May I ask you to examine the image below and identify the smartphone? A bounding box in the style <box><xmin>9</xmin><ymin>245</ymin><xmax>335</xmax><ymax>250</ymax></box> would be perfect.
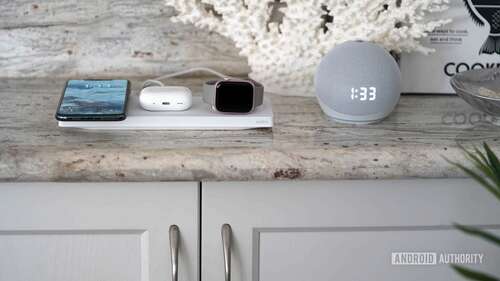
<box><xmin>55</xmin><ymin>79</ymin><xmax>130</xmax><ymax>121</ymax></box>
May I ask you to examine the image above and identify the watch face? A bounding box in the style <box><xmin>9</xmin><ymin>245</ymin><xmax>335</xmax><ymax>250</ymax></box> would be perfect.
<box><xmin>215</xmin><ymin>81</ymin><xmax>254</xmax><ymax>113</ymax></box>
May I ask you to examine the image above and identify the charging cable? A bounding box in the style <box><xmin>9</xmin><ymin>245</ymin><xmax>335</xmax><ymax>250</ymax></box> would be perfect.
<box><xmin>141</xmin><ymin>67</ymin><xmax>232</xmax><ymax>90</ymax></box>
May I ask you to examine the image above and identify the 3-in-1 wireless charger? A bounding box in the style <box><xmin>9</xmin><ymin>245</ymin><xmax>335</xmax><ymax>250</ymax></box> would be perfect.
<box><xmin>58</xmin><ymin>93</ymin><xmax>273</xmax><ymax>130</ymax></box>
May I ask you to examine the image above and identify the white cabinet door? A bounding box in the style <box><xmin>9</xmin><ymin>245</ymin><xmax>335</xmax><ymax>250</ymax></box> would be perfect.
<box><xmin>202</xmin><ymin>179</ymin><xmax>500</xmax><ymax>281</ymax></box>
<box><xmin>0</xmin><ymin>182</ymin><xmax>199</xmax><ymax>281</ymax></box>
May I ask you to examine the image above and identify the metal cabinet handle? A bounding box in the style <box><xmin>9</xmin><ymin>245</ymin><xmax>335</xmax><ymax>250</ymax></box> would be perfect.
<box><xmin>221</xmin><ymin>224</ymin><xmax>232</xmax><ymax>281</ymax></box>
<box><xmin>169</xmin><ymin>225</ymin><xmax>180</xmax><ymax>281</ymax></box>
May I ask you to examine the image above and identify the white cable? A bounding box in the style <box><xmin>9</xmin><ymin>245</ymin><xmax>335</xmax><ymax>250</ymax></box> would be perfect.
<box><xmin>141</xmin><ymin>67</ymin><xmax>232</xmax><ymax>90</ymax></box>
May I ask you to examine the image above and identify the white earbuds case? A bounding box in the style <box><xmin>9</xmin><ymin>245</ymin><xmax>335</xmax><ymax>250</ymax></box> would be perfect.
<box><xmin>139</xmin><ymin>86</ymin><xmax>192</xmax><ymax>111</ymax></box>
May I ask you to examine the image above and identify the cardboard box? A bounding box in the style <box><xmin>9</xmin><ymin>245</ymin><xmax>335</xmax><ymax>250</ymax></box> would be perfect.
<box><xmin>401</xmin><ymin>0</ymin><xmax>500</xmax><ymax>94</ymax></box>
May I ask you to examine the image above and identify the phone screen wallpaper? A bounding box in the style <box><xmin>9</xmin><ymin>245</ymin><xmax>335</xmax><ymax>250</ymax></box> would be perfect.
<box><xmin>58</xmin><ymin>80</ymin><xmax>128</xmax><ymax>115</ymax></box>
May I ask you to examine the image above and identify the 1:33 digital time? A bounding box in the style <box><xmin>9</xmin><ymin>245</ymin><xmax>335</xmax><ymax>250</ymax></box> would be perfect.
<box><xmin>350</xmin><ymin>87</ymin><xmax>376</xmax><ymax>101</ymax></box>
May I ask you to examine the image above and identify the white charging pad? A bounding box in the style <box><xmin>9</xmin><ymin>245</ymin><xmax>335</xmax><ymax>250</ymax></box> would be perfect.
<box><xmin>58</xmin><ymin>94</ymin><xmax>273</xmax><ymax>130</ymax></box>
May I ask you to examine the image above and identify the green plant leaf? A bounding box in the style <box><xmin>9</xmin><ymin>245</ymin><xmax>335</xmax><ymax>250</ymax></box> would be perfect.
<box><xmin>462</xmin><ymin>148</ymin><xmax>500</xmax><ymax>188</ymax></box>
<box><xmin>452</xmin><ymin>265</ymin><xmax>500</xmax><ymax>281</ymax></box>
<box><xmin>454</xmin><ymin>223</ymin><xmax>500</xmax><ymax>247</ymax></box>
<box><xmin>449</xmin><ymin>144</ymin><xmax>500</xmax><ymax>281</ymax></box>
<box><xmin>472</xmin><ymin>147</ymin><xmax>500</xmax><ymax>185</ymax></box>
<box><xmin>474</xmin><ymin>146</ymin><xmax>489</xmax><ymax>166</ymax></box>
<box><xmin>483</xmin><ymin>143</ymin><xmax>500</xmax><ymax>185</ymax></box>
<box><xmin>456</xmin><ymin>144</ymin><xmax>500</xmax><ymax>192</ymax></box>
<box><xmin>450</xmin><ymin>161</ymin><xmax>500</xmax><ymax>201</ymax></box>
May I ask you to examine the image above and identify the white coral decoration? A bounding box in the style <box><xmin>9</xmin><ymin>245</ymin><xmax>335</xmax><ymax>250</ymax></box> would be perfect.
<box><xmin>165</xmin><ymin>0</ymin><xmax>450</xmax><ymax>96</ymax></box>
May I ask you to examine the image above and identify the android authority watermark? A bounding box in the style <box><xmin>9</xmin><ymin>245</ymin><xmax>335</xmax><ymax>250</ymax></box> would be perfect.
<box><xmin>391</xmin><ymin>252</ymin><xmax>485</xmax><ymax>266</ymax></box>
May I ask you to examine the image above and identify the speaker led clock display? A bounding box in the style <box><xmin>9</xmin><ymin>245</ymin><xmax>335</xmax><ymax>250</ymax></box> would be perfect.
<box><xmin>315</xmin><ymin>41</ymin><xmax>402</xmax><ymax>124</ymax></box>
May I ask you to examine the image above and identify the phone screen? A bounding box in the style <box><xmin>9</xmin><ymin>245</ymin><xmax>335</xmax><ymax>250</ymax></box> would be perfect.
<box><xmin>57</xmin><ymin>80</ymin><xmax>129</xmax><ymax>121</ymax></box>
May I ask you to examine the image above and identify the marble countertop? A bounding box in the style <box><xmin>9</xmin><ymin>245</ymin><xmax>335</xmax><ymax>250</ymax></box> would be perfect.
<box><xmin>1</xmin><ymin>78</ymin><xmax>499</xmax><ymax>182</ymax></box>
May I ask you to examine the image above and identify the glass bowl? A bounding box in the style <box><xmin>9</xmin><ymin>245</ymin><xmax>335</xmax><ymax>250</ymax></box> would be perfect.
<box><xmin>450</xmin><ymin>68</ymin><xmax>500</xmax><ymax>116</ymax></box>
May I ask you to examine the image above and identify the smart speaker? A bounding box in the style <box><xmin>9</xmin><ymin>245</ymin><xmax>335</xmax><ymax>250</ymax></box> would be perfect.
<box><xmin>315</xmin><ymin>41</ymin><xmax>401</xmax><ymax>124</ymax></box>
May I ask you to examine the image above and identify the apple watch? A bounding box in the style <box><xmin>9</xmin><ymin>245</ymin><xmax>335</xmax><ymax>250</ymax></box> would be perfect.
<box><xmin>203</xmin><ymin>79</ymin><xmax>264</xmax><ymax>113</ymax></box>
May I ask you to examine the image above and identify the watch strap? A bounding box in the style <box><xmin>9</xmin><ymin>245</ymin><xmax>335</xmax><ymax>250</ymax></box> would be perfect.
<box><xmin>202</xmin><ymin>80</ymin><xmax>218</xmax><ymax>105</ymax></box>
<box><xmin>250</xmin><ymin>79</ymin><xmax>264</xmax><ymax>107</ymax></box>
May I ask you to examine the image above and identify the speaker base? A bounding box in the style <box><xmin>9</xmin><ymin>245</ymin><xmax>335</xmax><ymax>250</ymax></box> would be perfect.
<box><xmin>318</xmin><ymin>99</ymin><xmax>392</xmax><ymax>125</ymax></box>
